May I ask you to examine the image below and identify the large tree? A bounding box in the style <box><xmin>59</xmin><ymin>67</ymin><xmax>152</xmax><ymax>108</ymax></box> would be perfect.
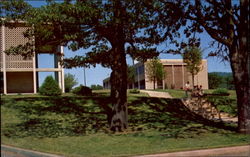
<box><xmin>1</xmin><ymin>0</ymin><xmax>159</xmax><ymax>131</ymax></box>
<box><xmin>157</xmin><ymin>0</ymin><xmax>249</xmax><ymax>133</ymax></box>
<box><xmin>182</xmin><ymin>46</ymin><xmax>202</xmax><ymax>88</ymax></box>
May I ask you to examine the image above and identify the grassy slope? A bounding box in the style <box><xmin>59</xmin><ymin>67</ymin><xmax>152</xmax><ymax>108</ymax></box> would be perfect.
<box><xmin>1</xmin><ymin>91</ymin><xmax>249</xmax><ymax>157</ymax></box>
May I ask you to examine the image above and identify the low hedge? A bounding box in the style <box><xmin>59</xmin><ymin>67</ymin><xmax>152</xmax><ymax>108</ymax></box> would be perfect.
<box><xmin>72</xmin><ymin>85</ymin><xmax>92</xmax><ymax>96</ymax></box>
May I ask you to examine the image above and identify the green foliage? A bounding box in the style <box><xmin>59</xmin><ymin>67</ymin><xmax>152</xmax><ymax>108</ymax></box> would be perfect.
<box><xmin>3</xmin><ymin>95</ymin><xmax>249</xmax><ymax>157</ymax></box>
<box><xmin>205</xmin><ymin>89</ymin><xmax>236</xmax><ymax>116</ymax></box>
<box><xmin>1</xmin><ymin>95</ymin><xmax>238</xmax><ymax>138</ymax></box>
<box><xmin>208</xmin><ymin>73</ymin><xmax>223</xmax><ymax>89</ymax></box>
<box><xmin>90</xmin><ymin>84</ymin><xmax>103</xmax><ymax>90</ymax></box>
<box><xmin>145</xmin><ymin>58</ymin><xmax>165</xmax><ymax>89</ymax></box>
<box><xmin>39</xmin><ymin>76</ymin><xmax>61</xmax><ymax>96</ymax></box>
<box><xmin>224</xmin><ymin>75</ymin><xmax>235</xmax><ymax>90</ymax></box>
<box><xmin>212</xmin><ymin>88</ymin><xmax>229</xmax><ymax>95</ymax></box>
<box><xmin>129</xmin><ymin>88</ymin><xmax>140</xmax><ymax>94</ymax></box>
<box><xmin>72</xmin><ymin>85</ymin><xmax>92</xmax><ymax>96</ymax></box>
<box><xmin>182</xmin><ymin>46</ymin><xmax>202</xmax><ymax>86</ymax></box>
<box><xmin>208</xmin><ymin>72</ymin><xmax>235</xmax><ymax>90</ymax></box>
<box><xmin>207</xmin><ymin>96</ymin><xmax>237</xmax><ymax>117</ymax></box>
<box><xmin>127</xmin><ymin>65</ymin><xmax>136</xmax><ymax>85</ymax></box>
<box><xmin>1</xmin><ymin>0</ymin><xmax>160</xmax><ymax>66</ymax></box>
<box><xmin>64</xmin><ymin>73</ymin><xmax>78</xmax><ymax>93</ymax></box>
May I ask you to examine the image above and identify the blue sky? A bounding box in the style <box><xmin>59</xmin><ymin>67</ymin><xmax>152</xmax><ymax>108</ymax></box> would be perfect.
<box><xmin>27</xmin><ymin>1</ymin><xmax>231</xmax><ymax>87</ymax></box>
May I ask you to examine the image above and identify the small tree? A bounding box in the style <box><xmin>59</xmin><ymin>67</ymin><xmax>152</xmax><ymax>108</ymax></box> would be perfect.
<box><xmin>39</xmin><ymin>76</ymin><xmax>62</xmax><ymax>96</ymax></box>
<box><xmin>64</xmin><ymin>73</ymin><xmax>78</xmax><ymax>93</ymax></box>
<box><xmin>182</xmin><ymin>47</ymin><xmax>202</xmax><ymax>87</ymax></box>
<box><xmin>146</xmin><ymin>58</ymin><xmax>165</xmax><ymax>90</ymax></box>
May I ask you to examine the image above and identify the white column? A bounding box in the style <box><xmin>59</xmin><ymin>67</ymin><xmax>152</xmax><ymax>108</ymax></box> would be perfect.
<box><xmin>31</xmin><ymin>24</ymin><xmax>37</xmax><ymax>93</ymax></box>
<box><xmin>61</xmin><ymin>46</ymin><xmax>65</xmax><ymax>93</ymax></box>
<box><xmin>137</xmin><ymin>66</ymin><xmax>140</xmax><ymax>89</ymax></box>
<box><xmin>182</xmin><ymin>64</ymin><xmax>185</xmax><ymax>88</ymax></box>
<box><xmin>33</xmin><ymin>53</ymin><xmax>37</xmax><ymax>93</ymax></box>
<box><xmin>162</xmin><ymin>79</ymin><xmax>165</xmax><ymax>90</ymax></box>
<box><xmin>32</xmin><ymin>24</ymin><xmax>37</xmax><ymax>93</ymax></box>
<box><xmin>2</xmin><ymin>24</ymin><xmax>7</xmax><ymax>94</ymax></box>
<box><xmin>57</xmin><ymin>56</ymin><xmax>62</xmax><ymax>89</ymax></box>
<box><xmin>172</xmin><ymin>65</ymin><xmax>175</xmax><ymax>86</ymax></box>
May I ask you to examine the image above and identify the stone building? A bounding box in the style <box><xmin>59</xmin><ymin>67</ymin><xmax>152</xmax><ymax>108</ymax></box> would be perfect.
<box><xmin>103</xmin><ymin>59</ymin><xmax>208</xmax><ymax>90</ymax></box>
<box><xmin>0</xmin><ymin>21</ymin><xmax>64</xmax><ymax>94</ymax></box>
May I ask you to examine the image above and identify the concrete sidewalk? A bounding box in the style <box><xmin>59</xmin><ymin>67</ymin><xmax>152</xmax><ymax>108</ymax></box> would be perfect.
<box><xmin>141</xmin><ymin>90</ymin><xmax>172</xmax><ymax>98</ymax></box>
<box><xmin>135</xmin><ymin>145</ymin><xmax>250</xmax><ymax>157</ymax></box>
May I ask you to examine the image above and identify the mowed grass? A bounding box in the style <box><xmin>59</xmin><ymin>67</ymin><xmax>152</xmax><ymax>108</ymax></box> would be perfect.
<box><xmin>1</xmin><ymin>91</ymin><xmax>249</xmax><ymax>157</ymax></box>
<box><xmin>155</xmin><ymin>89</ymin><xmax>236</xmax><ymax>99</ymax></box>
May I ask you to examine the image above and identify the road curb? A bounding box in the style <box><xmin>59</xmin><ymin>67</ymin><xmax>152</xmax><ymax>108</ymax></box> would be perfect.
<box><xmin>1</xmin><ymin>145</ymin><xmax>63</xmax><ymax>157</ymax></box>
<box><xmin>135</xmin><ymin>145</ymin><xmax>250</xmax><ymax>157</ymax></box>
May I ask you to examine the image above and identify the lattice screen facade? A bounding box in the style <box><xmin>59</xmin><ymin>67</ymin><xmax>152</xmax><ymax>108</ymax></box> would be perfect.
<box><xmin>1</xmin><ymin>23</ymin><xmax>65</xmax><ymax>94</ymax></box>
<box><xmin>5</xmin><ymin>26</ymin><xmax>33</xmax><ymax>69</ymax></box>
<box><xmin>0</xmin><ymin>26</ymin><xmax>3</xmax><ymax>69</ymax></box>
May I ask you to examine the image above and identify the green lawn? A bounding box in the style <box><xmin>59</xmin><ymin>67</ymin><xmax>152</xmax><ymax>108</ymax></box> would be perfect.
<box><xmin>1</xmin><ymin>92</ymin><xmax>249</xmax><ymax>157</ymax></box>
<box><xmin>154</xmin><ymin>89</ymin><xmax>236</xmax><ymax>99</ymax></box>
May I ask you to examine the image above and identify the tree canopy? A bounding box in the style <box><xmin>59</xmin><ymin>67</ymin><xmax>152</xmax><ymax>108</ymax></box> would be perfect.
<box><xmin>1</xmin><ymin>0</ymin><xmax>161</xmax><ymax>132</ymax></box>
<box><xmin>154</xmin><ymin>0</ymin><xmax>249</xmax><ymax>134</ymax></box>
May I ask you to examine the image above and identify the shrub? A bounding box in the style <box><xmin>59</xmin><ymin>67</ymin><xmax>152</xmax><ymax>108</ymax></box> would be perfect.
<box><xmin>129</xmin><ymin>88</ymin><xmax>140</xmax><ymax>94</ymax></box>
<box><xmin>72</xmin><ymin>85</ymin><xmax>92</xmax><ymax>96</ymax></box>
<box><xmin>39</xmin><ymin>76</ymin><xmax>62</xmax><ymax>96</ymax></box>
<box><xmin>90</xmin><ymin>84</ymin><xmax>103</xmax><ymax>90</ymax></box>
<box><xmin>208</xmin><ymin>96</ymin><xmax>237</xmax><ymax>116</ymax></box>
<box><xmin>212</xmin><ymin>88</ymin><xmax>229</xmax><ymax>95</ymax></box>
<box><xmin>207</xmin><ymin>89</ymin><xmax>236</xmax><ymax>116</ymax></box>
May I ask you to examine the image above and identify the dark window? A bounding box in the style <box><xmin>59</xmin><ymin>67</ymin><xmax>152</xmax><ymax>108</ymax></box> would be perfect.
<box><xmin>137</xmin><ymin>65</ymin><xmax>145</xmax><ymax>75</ymax></box>
<box><xmin>0</xmin><ymin>72</ymin><xmax>3</xmax><ymax>93</ymax></box>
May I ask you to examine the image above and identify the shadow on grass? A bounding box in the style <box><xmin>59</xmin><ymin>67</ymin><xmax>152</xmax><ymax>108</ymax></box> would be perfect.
<box><xmin>128</xmin><ymin>97</ymin><xmax>236</xmax><ymax>137</ymax></box>
<box><xmin>1</xmin><ymin>95</ymin><xmax>236</xmax><ymax>138</ymax></box>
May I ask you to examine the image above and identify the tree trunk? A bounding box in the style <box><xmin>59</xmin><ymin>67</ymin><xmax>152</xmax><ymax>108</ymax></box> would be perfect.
<box><xmin>229</xmin><ymin>42</ymin><xmax>250</xmax><ymax>134</ymax></box>
<box><xmin>153</xmin><ymin>76</ymin><xmax>156</xmax><ymax>90</ymax></box>
<box><xmin>230</xmin><ymin>50</ymin><xmax>250</xmax><ymax>134</ymax></box>
<box><xmin>108</xmin><ymin>0</ymin><xmax>128</xmax><ymax>132</ymax></box>
<box><xmin>110</xmin><ymin>44</ymin><xmax>128</xmax><ymax>132</ymax></box>
<box><xmin>229</xmin><ymin>0</ymin><xmax>250</xmax><ymax>134</ymax></box>
<box><xmin>192</xmin><ymin>74</ymin><xmax>195</xmax><ymax>88</ymax></box>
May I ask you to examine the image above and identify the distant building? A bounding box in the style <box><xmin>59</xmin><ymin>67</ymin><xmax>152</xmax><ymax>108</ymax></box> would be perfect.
<box><xmin>103</xmin><ymin>59</ymin><xmax>208</xmax><ymax>90</ymax></box>
<box><xmin>0</xmin><ymin>21</ymin><xmax>64</xmax><ymax>94</ymax></box>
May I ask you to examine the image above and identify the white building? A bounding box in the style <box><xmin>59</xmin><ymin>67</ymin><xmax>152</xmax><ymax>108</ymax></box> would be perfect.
<box><xmin>0</xmin><ymin>21</ymin><xmax>64</xmax><ymax>94</ymax></box>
